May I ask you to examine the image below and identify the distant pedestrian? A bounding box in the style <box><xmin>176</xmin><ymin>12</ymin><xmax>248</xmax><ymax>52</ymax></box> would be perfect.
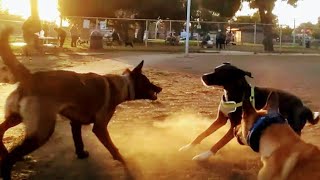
<box><xmin>112</xmin><ymin>30</ymin><xmax>120</xmax><ymax>45</ymax></box>
<box><xmin>70</xmin><ymin>24</ymin><xmax>79</xmax><ymax>47</ymax></box>
<box><xmin>22</xmin><ymin>16</ymin><xmax>42</xmax><ymax>55</ymax></box>
<box><xmin>54</xmin><ymin>27</ymin><xmax>67</xmax><ymax>47</ymax></box>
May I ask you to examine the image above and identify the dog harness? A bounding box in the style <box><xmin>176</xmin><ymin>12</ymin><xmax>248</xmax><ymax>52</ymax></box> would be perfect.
<box><xmin>219</xmin><ymin>86</ymin><xmax>255</xmax><ymax>116</ymax></box>
<box><xmin>246</xmin><ymin>112</ymin><xmax>287</xmax><ymax>152</ymax></box>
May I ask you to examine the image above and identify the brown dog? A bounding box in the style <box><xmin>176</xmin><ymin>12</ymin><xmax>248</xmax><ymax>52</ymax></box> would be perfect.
<box><xmin>0</xmin><ymin>28</ymin><xmax>162</xmax><ymax>179</ymax></box>
<box><xmin>235</xmin><ymin>92</ymin><xmax>320</xmax><ymax>180</ymax></box>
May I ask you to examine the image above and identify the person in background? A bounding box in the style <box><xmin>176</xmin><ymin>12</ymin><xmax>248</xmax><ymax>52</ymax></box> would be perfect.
<box><xmin>70</xmin><ymin>24</ymin><xmax>79</xmax><ymax>47</ymax></box>
<box><xmin>54</xmin><ymin>27</ymin><xmax>67</xmax><ymax>47</ymax></box>
<box><xmin>42</xmin><ymin>22</ymin><xmax>49</xmax><ymax>37</ymax></box>
<box><xmin>22</xmin><ymin>16</ymin><xmax>42</xmax><ymax>55</ymax></box>
<box><xmin>112</xmin><ymin>30</ymin><xmax>121</xmax><ymax>45</ymax></box>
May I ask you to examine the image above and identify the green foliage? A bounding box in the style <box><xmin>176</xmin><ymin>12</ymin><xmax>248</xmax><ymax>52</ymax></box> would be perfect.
<box><xmin>201</xmin><ymin>0</ymin><xmax>241</xmax><ymax>17</ymax></box>
<box><xmin>296</xmin><ymin>22</ymin><xmax>320</xmax><ymax>39</ymax></box>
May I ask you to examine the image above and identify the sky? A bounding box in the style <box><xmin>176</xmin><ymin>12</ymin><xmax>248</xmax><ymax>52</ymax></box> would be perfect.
<box><xmin>237</xmin><ymin>0</ymin><xmax>319</xmax><ymax>27</ymax></box>
<box><xmin>0</xmin><ymin>0</ymin><xmax>319</xmax><ymax>28</ymax></box>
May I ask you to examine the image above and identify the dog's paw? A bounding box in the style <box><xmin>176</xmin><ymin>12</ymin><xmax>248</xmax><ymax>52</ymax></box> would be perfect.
<box><xmin>179</xmin><ymin>143</ymin><xmax>194</xmax><ymax>152</ymax></box>
<box><xmin>192</xmin><ymin>151</ymin><xmax>213</xmax><ymax>161</ymax></box>
<box><xmin>313</xmin><ymin>112</ymin><xmax>319</xmax><ymax>120</ymax></box>
<box><xmin>77</xmin><ymin>151</ymin><xmax>89</xmax><ymax>159</ymax></box>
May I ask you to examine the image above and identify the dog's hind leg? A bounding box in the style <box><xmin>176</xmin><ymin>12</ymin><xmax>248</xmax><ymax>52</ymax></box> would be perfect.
<box><xmin>1</xmin><ymin>98</ymin><xmax>56</xmax><ymax>179</ymax></box>
<box><xmin>0</xmin><ymin>113</ymin><xmax>22</xmax><ymax>157</ymax></box>
<box><xmin>70</xmin><ymin>121</ymin><xmax>89</xmax><ymax>159</ymax></box>
<box><xmin>289</xmin><ymin>106</ymin><xmax>318</xmax><ymax>136</ymax></box>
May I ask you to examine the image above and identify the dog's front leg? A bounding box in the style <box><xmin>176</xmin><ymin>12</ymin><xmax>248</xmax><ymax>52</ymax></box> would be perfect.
<box><xmin>192</xmin><ymin>126</ymin><xmax>234</xmax><ymax>161</ymax></box>
<box><xmin>179</xmin><ymin>111</ymin><xmax>228</xmax><ymax>152</ymax></box>
<box><xmin>92</xmin><ymin>124</ymin><xmax>134</xmax><ymax>179</ymax></box>
<box><xmin>70</xmin><ymin>121</ymin><xmax>89</xmax><ymax>159</ymax></box>
<box><xmin>92</xmin><ymin>124</ymin><xmax>125</xmax><ymax>163</ymax></box>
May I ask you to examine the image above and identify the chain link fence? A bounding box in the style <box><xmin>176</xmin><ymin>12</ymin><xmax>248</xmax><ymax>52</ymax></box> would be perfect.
<box><xmin>1</xmin><ymin>15</ymin><xmax>320</xmax><ymax>51</ymax></box>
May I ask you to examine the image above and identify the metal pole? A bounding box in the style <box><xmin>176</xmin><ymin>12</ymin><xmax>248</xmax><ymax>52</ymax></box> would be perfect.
<box><xmin>254</xmin><ymin>22</ymin><xmax>257</xmax><ymax>44</ymax></box>
<box><xmin>303</xmin><ymin>25</ymin><xmax>306</xmax><ymax>47</ymax></box>
<box><xmin>185</xmin><ymin>0</ymin><xmax>191</xmax><ymax>56</ymax></box>
<box><xmin>293</xmin><ymin>18</ymin><xmax>296</xmax><ymax>46</ymax></box>
<box><xmin>145</xmin><ymin>20</ymin><xmax>148</xmax><ymax>47</ymax></box>
<box><xmin>169</xmin><ymin>20</ymin><xmax>172</xmax><ymax>34</ymax></box>
<box><xmin>155</xmin><ymin>21</ymin><xmax>157</xmax><ymax>39</ymax></box>
<box><xmin>279</xmin><ymin>25</ymin><xmax>282</xmax><ymax>52</ymax></box>
<box><xmin>60</xmin><ymin>16</ymin><xmax>62</xmax><ymax>28</ymax></box>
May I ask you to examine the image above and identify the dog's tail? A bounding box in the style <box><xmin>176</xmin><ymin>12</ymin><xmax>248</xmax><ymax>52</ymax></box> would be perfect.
<box><xmin>0</xmin><ymin>27</ymin><xmax>31</xmax><ymax>83</ymax></box>
<box><xmin>301</xmin><ymin>106</ymin><xmax>319</xmax><ymax>125</ymax></box>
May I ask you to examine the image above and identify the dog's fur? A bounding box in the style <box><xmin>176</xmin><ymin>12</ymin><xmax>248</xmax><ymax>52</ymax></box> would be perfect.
<box><xmin>180</xmin><ymin>63</ymin><xmax>319</xmax><ymax>160</ymax></box>
<box><xmin>235</xmin><ymin>92</ymin><xmax>320</xmax><ymax>180</ymax></box>
<box><xmin>0</xmin><ymin>28</ymin><xmax>162</xmax><ymax>179</ymax></box>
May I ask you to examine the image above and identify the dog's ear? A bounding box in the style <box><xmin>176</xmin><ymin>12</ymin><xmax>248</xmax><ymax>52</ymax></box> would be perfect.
<box><xmin>263</xmin><ymin>92</ymin><xmax>280</xmax><ymax>113</ymax></box>
<box><xmin>122</xmin><ymin>68</ymin><xmax>131</xmax><ymax>75</ymax></box>
<box><xmin>242</xmin><ymin>97</ymin><xmax>256</xmax><ymax>118</ymax></box>
<box><xmin>244</xmin><ymin>71</ymin><xmax>253</xmax><ymax>78</ymax></box>
<box><xmin>132</xmin><ymin>60</ymin><xmax>144</xmax><ymax>74</ymax></box>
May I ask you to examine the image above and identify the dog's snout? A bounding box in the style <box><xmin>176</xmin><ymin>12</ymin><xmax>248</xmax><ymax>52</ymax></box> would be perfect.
<box><xmin>202</xmin><ymin>75</ymin><xmax>208</xmax><ymax>83</ymax></box>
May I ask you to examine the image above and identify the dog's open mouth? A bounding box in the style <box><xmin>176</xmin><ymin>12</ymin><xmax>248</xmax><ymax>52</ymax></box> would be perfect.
<box><xmin>151</xmin><ymin>91</ymin><xmax>160</xmax><ymax>100</ymax></box>
<box><xmin>151</xmin><ymin>87</ymin><xmax>162</xmax><ymax>100</ymax></box>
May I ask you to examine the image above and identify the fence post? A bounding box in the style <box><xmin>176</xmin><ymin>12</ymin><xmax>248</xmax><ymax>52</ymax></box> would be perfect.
<box><xmin>95</xmin><ymin>18</ymin><xmax>99</xmax><ymax>29</ymax></box>
<box><xmin>303</xmin><ymin>25</ymin><xmax>306</xmax><ymax>47</ymax></box>
<box><xmin>145</xmin><ymin>20</ymin><xmax>148</xmax><ymax>47</ymax></box>
<box><xmin>185</xmin><ymin>0</ymin><xmax>191</xmax><ymax>56</ymax></box>
<box><xmin>293</xmin><ymin>18</ymin><xmax>296</xmax><ymax>46</ymax></box>
<box><xmin>254</xmin><ymin>22</ymin><xmax>257</xmax><ymax>44</ymax></box>
<box><xmin>59</xmin><ymin>16</ymin><xmax>63</xmax><ymax>28</ymax></box>
<box><xmin>279</xmin><ymin>24</ymin><xmax>282</xmax><ymax>52</ymax></box>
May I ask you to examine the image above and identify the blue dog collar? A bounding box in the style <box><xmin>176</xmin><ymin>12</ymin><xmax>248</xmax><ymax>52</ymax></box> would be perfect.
<box><xmin>247</xmin><ymin>112</ymin><xmax>287</xmax><ymax>152</ymax></box>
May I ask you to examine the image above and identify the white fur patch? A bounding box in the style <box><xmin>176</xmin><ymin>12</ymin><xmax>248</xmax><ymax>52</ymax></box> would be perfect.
<box><xmin>192</xmin><ymin>150</ymin><xmax>214</xmax><ymax>161</ymax></box>
<box><xmin>313</xmin><ymin>112</ymin><xmax>319</xmax><ymax>120</ymax></box>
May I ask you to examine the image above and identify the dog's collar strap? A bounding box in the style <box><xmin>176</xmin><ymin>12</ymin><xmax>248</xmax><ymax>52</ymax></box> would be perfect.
<box><xmin>220</xmin><ymin>86</ymin><xmax>255</xmax><ymax>115</ymax></box>
<box><xmin>124</xmin><ymin>75</ymin><xmax>135</xmax><ymax>100</ymax></box>
<box><xmin>250</xmin><ymin>85</ymin><xmax>255</xmax><ymax>109</ymax></box>
<box><xmin>247</xmin><ymin>112</ymin><xmax>287</xmax><ymax>152</ymax></box>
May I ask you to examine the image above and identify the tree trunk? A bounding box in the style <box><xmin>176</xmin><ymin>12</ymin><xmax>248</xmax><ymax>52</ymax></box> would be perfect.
<box><xmin>29</xmin><ymin>0</ymin><xmax>41</xmax><ymax>32</ymax></box>
<box><xmin>259</xmin><ymin>8</ymin><xmax>274</xmax><ymax>52</ymax></box>
<box><xmin>137</xmin><ymin>21</ymin><xmax>146</xmax><ymax>43</ymax></box>
<box><xmin>30</xmin><ymin>0</ymin><xmax>39</xmax><ymax>18</ymax></box>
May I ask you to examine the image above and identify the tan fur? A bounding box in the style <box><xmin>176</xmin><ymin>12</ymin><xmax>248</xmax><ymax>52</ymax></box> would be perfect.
<box><xmin>236</xmin><ymin>94</ymin><xmax>320</xmax><ymax>180</ymax></box>
<box><xmin>0</xmin><ymin>28</ymin><xmax>162</xmax><ymax>179</ymax></box>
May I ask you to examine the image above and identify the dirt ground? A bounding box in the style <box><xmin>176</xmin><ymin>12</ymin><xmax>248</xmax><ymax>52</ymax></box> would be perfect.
<box><xmin>0</xmin><ymin>52</ymin><xmax>320</xmax><ymax>180</ymax></box>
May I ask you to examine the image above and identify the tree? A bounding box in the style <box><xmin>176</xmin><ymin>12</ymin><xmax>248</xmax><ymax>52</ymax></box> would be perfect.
<box><xmin>296</xmin><ymin>22</ymin><xmax>320</xmax><ymax>39</ymax></box>
<box><xmin>27</xmin><ymin>0</ymin><xmax>41</xmax><ymax>33</ymax></box>
<box><xmin>201</xmin><ymin>0</ymin><xmax>241</xmax><ymax>18</ymax></box>
<box><xmin>244</xmin><ymin>0</ymin><xmax>299</xmax><ymax>51</ymax></box>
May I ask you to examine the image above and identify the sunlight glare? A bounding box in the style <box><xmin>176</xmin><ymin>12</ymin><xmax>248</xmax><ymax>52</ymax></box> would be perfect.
<box><xmin>1</xmin><ymin>0</ymin><xmax>60</xmax><ymax>22</ymax></box>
